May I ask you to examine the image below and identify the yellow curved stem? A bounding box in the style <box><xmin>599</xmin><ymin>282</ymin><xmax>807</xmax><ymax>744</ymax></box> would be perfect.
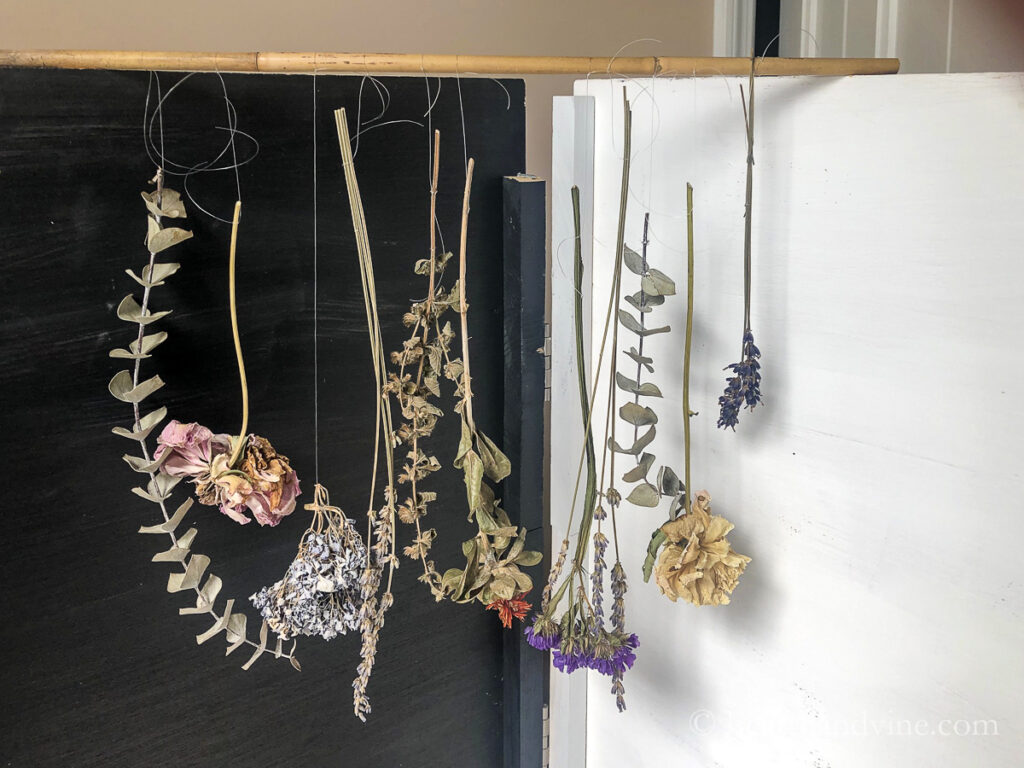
<box><xmin>228</xmin><ymin>200</ymin><xmax>249</xmax><ymax>467</ymax></box>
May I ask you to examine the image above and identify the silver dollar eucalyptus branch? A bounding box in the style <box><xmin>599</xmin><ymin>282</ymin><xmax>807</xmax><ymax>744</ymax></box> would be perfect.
<box><xmin>615</xmin><ymin>213</ymin><xmax>686</xmax><ymax>517</ymax></box>
<box><xmin>108</xmin><ymin>171</ymin><xmax>298</xmax><ymax>670</ymax></box>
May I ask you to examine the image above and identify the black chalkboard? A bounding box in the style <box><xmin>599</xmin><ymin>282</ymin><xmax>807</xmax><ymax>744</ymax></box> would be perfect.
<box><xmin>0</xmin><ymin>69</ymin><xmax>526</xmax><ymax>767</ymax></box>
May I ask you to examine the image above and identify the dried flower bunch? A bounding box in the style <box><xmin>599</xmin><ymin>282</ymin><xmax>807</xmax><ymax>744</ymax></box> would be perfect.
<box><xmin>435</xmin><ymin>158</ymin><xmax>542</xmax><ymax>614</ymax></box>
<box><xmin>527</xmin><ymin>90</ymin><xmax>640</xmax><ymax>713</ymax></box>
<box><xmin>156</xmin><ymin>420</ymin><xmax>300</xmax><ymax>526</ymax></box>
<box><xmin>718</xmin><ymin>55</ymin><xmax>764</xmax><ymax>429</ymax></box>
<box><xmin>108</xmin><ymin>173</ymin><xmax>297</xmax><ymax>670</ymax></box>
<box><xmin>642</xmin><ymin>185</ymin><xmax>751</xmax><ymax>607</ymax></box>
<box><xmin>251</xmin><ymin>484</ymin><xmax>366</xmax><ymax>639</ymax></box>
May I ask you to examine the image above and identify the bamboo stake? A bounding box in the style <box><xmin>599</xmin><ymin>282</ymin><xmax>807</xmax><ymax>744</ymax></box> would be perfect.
<box><xmin>0</xmin><ymin>50</ymin><xmax>899</xmax><ymax>76</ymax></box>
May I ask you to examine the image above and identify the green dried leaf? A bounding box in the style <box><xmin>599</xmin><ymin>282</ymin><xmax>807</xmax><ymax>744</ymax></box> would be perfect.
<box><xmin>127</xmin><ymin>262</ymin><xmax>182</xmax><ymax>288</ymax></box>
<box><xmin>180</xmin><ymin>573</ymin><xmax>222</xmax><ymax>615</ymax></box>
<box><xmin>132</xmin><ymin>473</ymin><xmax>181</xmax><ymax>503</ymax></box>
<box><xmin>622</xmin><ymin>452</ymin><xmax>655</xmax><ymax>483</ymax></box>
<box><xmin>515</xmin><ymin>550</ymin><xmax>543</xmax><ymax>567</ymax></box>
<box><xmin>116</xmin><ymin>295</ymin><xmax>172</xmax><ymax>326</ymax></box>
<box><xmin>491</xmin><ymin>575</ymin><xmax>517</xmax><ymax>600</ymax></box>
<box><xmin>617</xmin><ymin>309</ymin><xmax>669</xmax><ymax>337</ymax></box>
<box><xmin>112</xmin><ymin>406</ymin><xmax>167</xmax><ymax>441</ymax></box>
<box><xmin>123</xmin><ymin>450</ymin><xmax>170</xmax><ymax>474</ymax></box>
<box><xmin>642</xmin><ymin>529</ymin><xmax>668</xmax><ymax>583</ymax></box>
<box><xmin>658</xmin><ymin>465</ymin><xmax>682</xmax><ymax>497</ymax></box>
<box><xmin>641</xmin><ymin>268</ymin><xmax>676</xmax><ymax>297</ymax></box>
<box><xmin>668</xmin><ymin>492</ymin><xmax>687</xmax><ymax>519</ymax></box>
<box><xmin>146</xmin><ymin>218</ymin><xmax>193</xmax><ymax>254</ymax></box>
<box><xmin>108</xmin><ymin>370</ymin><xmax>165</xmax><ymax>404</ymax></box>
<box><xmin>623</xmin><ymin>245</ymin><xmax>645</xmax><ymax>275</ymax></box>
<box><xmin>620</xmin><ymin>401</ymin><xmax>658</xmax><ymax>426</ymax></box>
<box><xmin>476</xmin><ymin>430</ymin><xmax>511</xmax><ymax>483</ymax></box>
<box><xmin>453</xmin><ymin>418</ymin><xmax>473</xmax><ymax>469</ymax></box>
<box><xmin>608</xmin><ymin>425</ymin><xmax>656</xmax><ymax>456</ymax></box>
<box><xmin>625</xmin><ymin>291</ymin><xmax>664</xmax><ymax>313</ymax></box>
<box><xmin>462</xmin><ymin>450</ymin><xmax>485</xmax><ymax>514</ymax></box>
<box><xmin>141</xmin><ymin>189</ymin><xmax>188</xmax><ymax>219</ymax></box>
<box><xmin>166</xmin><ymin>553</ymin><xmax>210</xmax><ymax>593</ymax></box>
<box><xmin>624</xmin><ymin>346</ymin><xmax>654</xmax><ymax>373</ymax></box>
<box><xmin>152</xmin><ymin>527</ymin><xmax>197</xmax><ymax>563</ymax></box>
<box><xmin>615</xmin><ymin>372</ymin><xmax>662</xmax><ymax>398</ymax></box>
<box><xmin>626</xmin><ymin>482</ymin><xmax>661</xmax><ymax>507</ymax></box>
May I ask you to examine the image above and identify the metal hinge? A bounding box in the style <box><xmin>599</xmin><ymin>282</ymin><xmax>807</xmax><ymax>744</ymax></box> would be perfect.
<box><xmin>542</xmin><ymin>704</ymin><xmax>551</xmax><ymax>768</ymax></box>
<box><xmin>540</xmin><ymin>322</ymin><xmax>552</xmax><ymax>402</ymax></box>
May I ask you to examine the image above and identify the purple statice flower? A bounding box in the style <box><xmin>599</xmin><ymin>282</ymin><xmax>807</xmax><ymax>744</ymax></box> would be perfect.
<box><xmin>552</xmin><ymin>648</ymin><xmax>593</xmax><ymax>674</ymax></box>
<box><xmin>524</xmin><ymin>615</ymin><xmax>561</xmax><ymax>651</ymax></box>
<box><xmin>717</xmin><ymin>329</ymin><xmax>762</xmax><ymax>430</ymax></box>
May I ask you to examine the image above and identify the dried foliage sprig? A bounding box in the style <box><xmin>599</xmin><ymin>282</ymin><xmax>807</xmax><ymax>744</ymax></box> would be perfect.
<box><xmin>718</xmin><ymin>55</ymin><xmax>764</xmax><ymax>429</ymax></box>
<box><xmin>384</xmin><ymin>131</ymin><xmax>459</xmax><ymax>599</ymax></box>
<box><xmin>614</xmin><ymin>212</ymin><xmax>687</xmax><ymax>518</ymax></box>
<box><xmin>643</xmin><ymin>185</ymin><xmax>751</xmax><ymax>606</ymax></box>
<box><xmin>334</xmin><ymin>107</ymin><xmax>400</xmax><ymax>722</ymax></box>
<box><xmin>526</xmin><ymin>91</ymin><xmax>639</xmax><ymax>713</ymax></box>
<box><xmin>109</xmin><ymin>172</ymin><xmax>297</xmax><ymax>670</ymax></box>
<box><xmin>436</xmin><ymin>158</ymin><xmax>542</xmax><ymax>613</ymax></box>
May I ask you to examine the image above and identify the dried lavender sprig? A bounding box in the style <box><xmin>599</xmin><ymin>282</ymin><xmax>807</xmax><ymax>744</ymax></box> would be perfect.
<box><xmin>610</xmin><ymin>561</ymin><xmax>628</xmax><ymax>711</ymax></box>
<box><xmin>717</xmin><ymin>329</ymin><xmax>762</xmax><ymax>429</ymax></box>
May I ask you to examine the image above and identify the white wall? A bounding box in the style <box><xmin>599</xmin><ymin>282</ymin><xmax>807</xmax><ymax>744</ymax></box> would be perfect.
<box><xmin>550</xmin><ymin>73</ymin><xmax>1024</xmax><ymax>767</ymax></box>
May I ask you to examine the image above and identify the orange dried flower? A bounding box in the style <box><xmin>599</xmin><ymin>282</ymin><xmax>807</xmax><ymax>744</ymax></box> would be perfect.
<box><xmin>486</xmin><ymin>592</ymin><xmax>532</xmax><ymax>628</ymax></box>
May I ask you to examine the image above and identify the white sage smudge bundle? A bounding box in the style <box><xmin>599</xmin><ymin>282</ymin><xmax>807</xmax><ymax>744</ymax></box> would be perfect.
<box><xmin>250</xmin><ymin>484</ymin><xmax>366</xmax><ymax>641</ymax></box>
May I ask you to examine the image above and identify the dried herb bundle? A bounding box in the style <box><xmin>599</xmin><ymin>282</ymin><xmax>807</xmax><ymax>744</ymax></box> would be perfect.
<box><xmin>384</xmin><ymin>132</ymin><xmax>460</xmax><ymax>598</ymax></box>
<box><xmin>108</xmin><ymin>173</ymin><xmax>297</xmax><ymax>670</ymax></box>
<box><xmin>718</xmin><ymin>54</ymin><xmax>764</xmax><ymax>429</ymax></box>
<box><xmin>437</xmin><ymin>158</ymin><xmax>542</xmax><ymax>613</ymax></box>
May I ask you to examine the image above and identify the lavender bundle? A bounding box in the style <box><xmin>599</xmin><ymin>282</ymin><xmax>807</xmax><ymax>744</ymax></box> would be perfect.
<box><xmin>718</xmin><ymin>55</ymin><xmax>764</xmax><ymax>429</ymax></box>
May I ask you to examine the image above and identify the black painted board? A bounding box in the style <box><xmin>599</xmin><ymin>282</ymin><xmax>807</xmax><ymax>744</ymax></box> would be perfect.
<box><xmin>500</xmin><ymin>176</ymin><xmax>547</xmax><ymax>768</ymax></box>
<box><xmin>0</xmin><ymin>69</ymin><xmax>525</xmax><ymax>768</ymax></box>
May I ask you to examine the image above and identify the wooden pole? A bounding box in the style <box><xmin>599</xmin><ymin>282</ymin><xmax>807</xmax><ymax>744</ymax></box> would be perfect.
<box><xmin>0</xmin><ymin>50</ymin><xmax>899</xmax><ymax>76</ymax></box>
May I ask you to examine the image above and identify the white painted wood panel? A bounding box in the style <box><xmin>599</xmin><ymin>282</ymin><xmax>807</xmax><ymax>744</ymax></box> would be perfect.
<box><xmin>550</xmin><ymin>72</ymin><xmax>1024</xmax><ymax>767</ymax></box>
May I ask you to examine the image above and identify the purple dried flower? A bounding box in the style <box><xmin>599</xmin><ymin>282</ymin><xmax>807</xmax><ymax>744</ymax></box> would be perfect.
<box><xmin>524</xmin><ymin>615</ymin><xmax>561</xmax><ymax>651</ymax></box>
<box><xmin>718</xmin><ymin>329</ymin><xmax>762</xmax><ymax>430</ymax></box>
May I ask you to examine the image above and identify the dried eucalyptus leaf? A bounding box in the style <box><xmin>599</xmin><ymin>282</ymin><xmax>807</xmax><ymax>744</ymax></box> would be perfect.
<box><xmin>139</xmin><ymin>497</ymin><xmax>192</xmax><ymax>535</ymax></box>
<box><xmin>123</xmin><ymin>450</ymin><xmax>170</xmax><ymax>474</ymax></box>
<box><xmin>180</xmin><ymin>573</ymin><xmax>223</xmax><ymax>615</ymax></box>
<box><xmin>624</xmin><ymin>346</ymin><xmax>654</xmax><ymax>373</ymax></box>
<box><xmin>290</xmin><ymin>656</ymin><xmax>302</xmax><ymax>672</ymax></box>
<box><xmin>624</xmin><ymin>293</ymin><xmax>653</xmax><ymax>313</ymax></box>
<box><xmin>108</xmin><ymin>372</ymin><xmax>164</xmax><ymax>405</ymax></box>
<box><xmin>241</xmin><ymin>620</ymin><xmax>269</xmax><ymax>670</ymax></box>
<box><xmin>608</xmin><ymin>425</ymin><xmax>656</xmax><ymax>456</ymax></box>
<box><xmin>617</xmin><ymin>309</ymin><xmax>669</xmax><ymax>337</ymax></box>
<box><xmin>622</xmin><ymin>452</ymin><xmax>655</xmax><ymax>483</ymax></box>
<box><xmin>626</xmin><ymin>482</ymin><xmax>661</xmax><ymax>507</ymax></box>
<box><xmin>196</xmin><ymin>598</ymin><xmax>233</xmax><ymax>645</ymax></box>
<box><xmin>641</xmin><ymin>268</ymin><xmax>676</xmax><ymax>297</ymax></box>
<box><xmin>111</xmin><ymin>405</ymin><xmax>167</xmax><ymax>441</ymax></box>
<box><xmin>225</xmin><ymin>612</ymin><xmax>248</xmax><ymax>654</ymax></box>
<box><xmin>658</xmin><ymin>465</ymin><xmax>682</xmax><ymax>497</ymax></box>
<box><xmin>623</xmin><ymin>245</ymin><xmax>645</xmax><ymax>275</ymax></box>
<box><xmin>116</xmin><ymin>295</ymin><xmax>172</xmax><ymax>326</ymax></box>
<box><xmin>615</xmin><ymin>372</ymin><xmax>662</xmax><ymax>398</ymax></box>
<box><xmin>141</xmin><ymin>189</ymin><xmax>187</xmax><ymax>219</ymax></box>
<box><xmin>620</xmin><ymin>401</ymin><xmax>658</xmax><ymax>426</ymax></box>
<box><xmin>131</xmin><ymin>332</ymin><xmax>169</xmax><ymax>356</ymax></box>
<box><xmin>152</xmin><ymin>527</ymin><xmax>197</xmax><ymax>563</ymax></box>
<box><xmin>166</xmin><ymin>554</ymin><xmax>211</xmax><ymax>593</ymax></box>
<box><xmin>148</xmin><ymin>224</ymin><xmax>193</xmax><ymax>254</ymax></box>
<box><xmin>476</xmin><ymin>431</ymin><xmax>511</xmax><ymax>483</ymax></box>
<box><xmin>668</xmin><ymin>492</ymin><xmax>687</xmax><ymax>519</ymax></box>
<box><xmin>626</xmin><ymin>290</ymin><xmax>664</xmax><ymax>309</ymax></box>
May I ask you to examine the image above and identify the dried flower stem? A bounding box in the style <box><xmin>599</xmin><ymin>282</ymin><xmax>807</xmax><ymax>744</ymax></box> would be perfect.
<box><xmin>227</xmin><ymin>200</ymin><xmax>249</xmax><ymax>468</ymax></box>
<box><xmin>458</xmin><ymin>157</ymin><xmax>476</xmax><ymax>432</ymax></box>
<box><xmin>741</xmin><ymin>55</ymin><xmax>756</xmax><ymax>338</ymax></box>
<box><xmin>683</xmin><ymin>183</ymin><xmax>694</xmax><ymax>515</ymax></box>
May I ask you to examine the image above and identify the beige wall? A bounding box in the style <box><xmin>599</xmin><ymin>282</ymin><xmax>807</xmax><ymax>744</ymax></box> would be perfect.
<box><xmin>0</xmin><ymin>0</ymin><xmax>714</xmax><ymax>181</ymax></box>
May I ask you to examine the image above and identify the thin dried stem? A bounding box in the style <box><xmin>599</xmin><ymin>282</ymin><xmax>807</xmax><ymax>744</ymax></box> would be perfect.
<box><xmin>457</xmin><ymin>157</ymin><xmax>476</xmax><ymax>431</ymax></box>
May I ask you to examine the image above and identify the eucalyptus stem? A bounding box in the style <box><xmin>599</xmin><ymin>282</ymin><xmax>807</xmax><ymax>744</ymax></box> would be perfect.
<box><xmin>682</xmin><ymin>183</ymin><xmax>694</xmax><ymax>516</ymax></box>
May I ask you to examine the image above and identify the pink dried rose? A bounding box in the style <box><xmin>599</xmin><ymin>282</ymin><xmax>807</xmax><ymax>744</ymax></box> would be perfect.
<box><xmin>155</xmin><ymin>420</ymin><xmax>300</xmax><ymax>527</ymax></box>
<box><xmin>154</xmin><ymin>420</ymin><xmax>232</xmax><ymax>479</ymax></box>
